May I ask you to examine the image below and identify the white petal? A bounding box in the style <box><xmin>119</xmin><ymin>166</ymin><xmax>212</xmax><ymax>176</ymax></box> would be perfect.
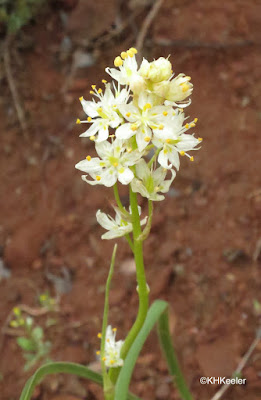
<box><xmin>135</xmin><ymin>159</ymin><xmax>150</xmax><ymax>181</ymax></box>
<box><xmin>168</xmin><ymin>148</ymin><xmax>180</xmax><ymax>170</ymax></box>
<box><xmin>118</xmin><ymin>104</ymin><xmax>138</xmax><ymax>122</ymax></box>
<box><xmin>117</xmin><ymin>167</ymin><xmax>134</xmax><ymax>185</ymax></box>
<box><xmin>79</xmin><ymin>121</ymin><xmax>99</xmax><ymax>137</ymax></box>
<box><xmin>158</xmin><ymin>149</ymin><xmax>171</xmax><ymax>169</ymax></box>
<box><xmin>80</xmin><ymin>99</ymin><xmax>99</xmax><ymax>118</ymax></box>
<box><xmin>100</xmin><ymin>169</ymin><xmax>118</xmax><ymax>187</ymax></box>
<box><xmin>96</xmin><ymin>210</ymin><xmax>117</xmax><ymax>230</ymax></box>
<box><xmin>96</xmin><ymin>125</ymin><xmax>109</xmax><ymax>142</ymax></box>
<box><xmin>136</xmin><ymin>127</ymin><xmax>151</xmax><ymax>152</ymax></box>
<box><xmin>95</xmin><ymin>140</ymin><xmax>112</xmax><ymax>158</ymax></box>
<box><xmin>101</xmin><ymin>225</ymin><xmax>132</xmax><ymax>239</ymax></box>
<box><xmin>75</xmin><ymin>158</ymin><xmax>101</xmax><ymax>173</ymax></box>
<box><xmin>116</xmin><ymin>123</ymin><xmax>135</xmax><ymax>140</ymax></box>
<box><xmin>131</xmin><ymin>179</ymin><xmax>150</xmax><ymax>199</ymax></box>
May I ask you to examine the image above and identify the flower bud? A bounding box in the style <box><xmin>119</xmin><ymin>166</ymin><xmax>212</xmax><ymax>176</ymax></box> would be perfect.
<box><xmin>139</xmin><ymin>57</ymin><xmax>172</xmax><ymax>83</ymax></box>
<box><xmin>165</xmin><ymin>74</ymin><xmax>193</xmax><ymax>102</ymax></box>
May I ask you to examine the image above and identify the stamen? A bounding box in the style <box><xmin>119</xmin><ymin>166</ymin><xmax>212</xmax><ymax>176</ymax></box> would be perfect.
<box><xmin>102</xmin><ymin>357</ymin><xmax>106</xmax><ymax>361</ymax></box>
<box><xmin>166</xmin><ymin>139</ymin><xmax>171</xmax><ymax>143</ymax></box>
<box><xmin>131</xmin><ymin>124</ymin><xmax>138</xmax><ymax>131</ymax></box>
<box><xmin>181</xmin><ymin>83</ymin><xmax>190</xmax><ymax>92</ymax></box>
<box><xmin>96</xmin><ymin>176</ymin><xmax>101</xmax><ymax>181</ymax></box>
<box><xmin>129</xmin><ymin>47</ymin><xmax>138</xmax><ymax>54</ymax></box>
<box><xmin>91</xmin><ymin>85</ymin><xmax>96</xmax><ymax>90</ymax></box>
<box><xmin>102</xmin><ymin>79</ymin><xmax>107</xmax><ymax>83</ymax></box>
<box><xmin>190</xmin><ymin>156</ymin><xmax>194</xmax><ymax>162</ymax></box>
<box><xmin>163</xmin><ymin>111</ymin><xmax>168</xmax><ymax>116</ymax></box>
<box><xmin>113</xmin><ymin>162</ymin><xmax>118</xmax><ymax>167</ymax></box>
<box><xmin>114</xmin><ymin>56</ymin><xmax>123</xmax><ymax>67</ymax></box>
<box><xmin>185</xmin><ymin>123</ymin><xmax>189</xmax><ymax>129</ymax></box>
<box><xmin>198</xmin><ymin>137</ymin><xmax>203</xmax><ymax>142</ymax></box>
<box><xmin>106</xmin><ymin>338</ymin><xmax>110</xmax><ymax>342</ymax></box>
<box><xmin>179</xmin><ymin>108</ymin><xmax>183</xmax><ymax>113</ymax></box>
<box><xmin>121</xmin><ymin>51</ymin><xmax>128</xmax><ymax>59</ymax></box>
<box><xmin>180</xmin><ymin>151</ymin><xmax>185</xmax><ymax>156</ymax></box>
<box><xmin>190</xmin><ymin>122</ymin><xmax>195</xmax><ymax>128</ymax></box>
<box><xmin>79</xmin><ymin>96</ymin><xmax>83</xmax><ymax>101</ymax></box>
<box><xmin>87</xmin><ymin>117</ymin><xmax>92</xmax><ymax>122</ymax></box>
<box><xmin>144</xmin><ymin>136</ymin><xmax>151</xmax><ymax>142</ymax></box>
<box><xmin>90</xmin><ymin>136</ymin><xmax>95</xmax><ymax>141</ymax></box>
<box><xmin>76</xmin><ymin>118</ymin><xmax>81</xmax><ymax>124</ymax></box>
<box><xmin>127</xmin><ymin>49</ymin><xmax>134</xmax><ymax>57</ymax></box>
<box><xmin>112</xmin><ymin>328</ymin><xmax>117</xmax><ymax>332</ymax></box>
<box><xmin>97</xmin><ymin>107</ymin><xmax>103</xmax><ymax>112</ymax></box>
<box><xmin>86</xmin><ymin>155</ymin><xmax>91</xmax><ymax>161</ymax></box>
<box><xmin>110</xmin><ymin>360</ymin><xmax>115</xmax><ymax>365</ymax></box>
<box><xmin>126</xmin><ymin>112</ymin><xmax>131</xmax><ymax>117</ymax></box>
<box><xmin>194</xmin><ymin>118</ymin><xmax>198</xmax><ymax>123</ymax></box>
<box><xmin>96</xmin><ymin>351</ymin><xmax>100</xmax><ymax>355</ymax></box>
<box><xmin>158</xmin><ymin>124</ymin><xmax>164</xmax><ymax>130</ymax></box>
<box><xmin>143</xmin><ymin>103</ymin><xmax>152</xmax><ymax>111</ymax></box>
<box><xmin>97</xmin><ymin>333</ymin><xmax>102</xmax><ymax>338</ymax></box>
<box><xmin>98</xmin><ymin>88</ymin><xmax>102</xmax><ymax>94</ymax></box>
<box><xmin>90</xmin><ymin>90</ymin><xmax>94</xmax><ymax>94</ymax></box>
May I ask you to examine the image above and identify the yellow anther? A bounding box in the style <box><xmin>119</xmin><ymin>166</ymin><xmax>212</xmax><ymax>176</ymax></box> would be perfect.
<box><xmin>106</xmin><ymin>338</ymin><xmax>110</xmax><ymax>342</ymax></box>
<box><xmin>185</xmin><ymin>123</ymin><xmax>189</xmax><ymax>129</ymax></box>
<box><xmin>98</xmin><ymin>88</ymin><xmax>102</xmax><ymax>94</ymax></box>
<box><xmin>102</xmin><ymin>79</ymin><xmax>107</xmax><ymax>83</ymax></box>
<box><xmin>126</xmin><ymin>112</ymin><xmax>131</xmax><ymax>117</ymax></box>
<box><xmin>194</xmin><ymin>118</ymin><xmax>198</xmax><ymax>123</ymax></box>
<box><xmin>102</xmin><ymin>357</ymin><xmax>106</xmax><ymax>361</ymax></box>
<box><xmin>110</xmin><ymin>360</ymin><xmax>115</xmax><ymax>365</ymax></box>
<box><xmin>198</xmin><ymin>137</ymin><xmax>203</xmax><ymax>142</ymax></box>
<box><xmin>79</xmin><ymin>96</ymin><xmax>83</xmax><ymax>101</ymax></box>
<box><xmin>109</xmin><ymin>134</ymin><xmax>115</xmax><ymax>138</ymax></box>
<box><xmin>166</xmin><ymin>138</ymin><xmax>171</xmax><ymax>144</ymax></box>
<box><xmin>181</xmin><ymin>83</ymin><xmax>190</xmax><ymax>92</ymax></box>
<box><xmin>179</xmin><ymin>108</ymin><xmax>183</xmax><ymax>113</ymax></box>
<box><xmin>112</xmin><ymin>328</ymin><xmax>117</xmax><ymax>332</ymax></box>
<box><xmin>163</xmin><ymin>111</ymin><xmax>168</xmax><ymax>116</ymax></box>
<box><xmin>114</xmin><ymin>56</ymin><xmax>123</xmax><ymax>67</ymax></box>
<box><xmin>129</xmin><ymin>47</ymin><xmax>138</xmax><ymax>54</ymax></box>
<box><xmin>158</xmin><ymin>124</ymin><xmax>164</xmax><ymax>130</ymax></box>
<box><xmin>76</xmin><ymin>118</ymin><xmax>81</xmax><ymax>124</ymax></box>
<box><xmin>190</xmin><ymin>156</ymin><xmax>194</xmax><ymax>162</ymax></box>
<box><xmin>127</xmin><ymin>147</ymin><xmax>132</xmax><ymax>153</ymax></box>
<box><xmin>90</xmin><ymin>90</ymin><xmax>94</xmax><ymax>94</ymax></box>
<box><xmin>131</xmin><ymin>124</ymin><xmax>138</xmax><ymax>131</ymax></box>
<box><xmin>144</xmin><ymin>136</ymin><xmax>151</xmax><ymax>142</ymax></box>
<box><xmin>164</xmin><ymin>149</ymin><xmax>168</xmax><ymax>155</ymax></box>
<box><xmin>113</xmin><ymin>162</ymin><xmax>118</xmax><ymax>167</ymax></box>
<box><xmin>96</xmin><ymin>351</ymin><xmax>100</xmax><ymax>355</ymax></box>
<box><xmin>96</xmin><ymin>176</ymin><xmax>101</xmax><ymax>181</ymax></box>
<box><xmin>90</xmin><ymin>136</ymin><xmax>95</xmax><ymax>141</ymax></box>
<box><xmin>143</xmin><ymin>103</ymin><xmax>152</xmax><ymax>111</ymax></box>
<box><xmin>180</xmin><ymin>151</ymin><xmax>185</xmax><ymax>156</ymax></box>
<box><xmin>86</xmin><ymin>155</ymin><xmax>92</xmax><ymax>161</ymax></box>
<box><xmin>190</xmin><ymin>122</ymin><xmax>196</xmax><ymax>128</ymax></box>
<box><xmin>13</xmin><ymin>307</ymin><xmax>20</xmax><ymax>316</ymax></box>
<box><xmin>97</xmin><ymin>107</ymin><xmax>103</xmax><ymax>112</ymax></box>
<box><xmin>91</xmin><ymin>85</ymin><xmax>96</xmax><ymax>90</ymax></box>
<box><xmin>127</xmin><ymin>49</ymin><xmax>134</xmax><ymax>57</ymax></box>
<box><xmin>121</xmin><ymin>51</ymin><xmax>128</xmax><ymax>59</ymax></box>
<box><xmin>97</xmin><ymin>333</ymin><xmax>102</xmax><ymax>338</ymax></box>
<box><xmin>87</xmin><ymin>116</ymin><xmax>92</xmax><ymax>122</ymax></box>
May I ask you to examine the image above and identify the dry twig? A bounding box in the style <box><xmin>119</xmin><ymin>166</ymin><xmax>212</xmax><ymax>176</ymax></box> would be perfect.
<box><xmin>3</xmin><ymin>35</ymin><xmax>28</xmax><ymax>138</ymax></box>
<box><xmin>210</xmin><ymin>329</ymin><xmax>261</xmax><ymax>400</ymax></box>
<box><xmin>135</xmin><ymin>0</ymin><xmax>165</xmax><ymax>59</ymax></box>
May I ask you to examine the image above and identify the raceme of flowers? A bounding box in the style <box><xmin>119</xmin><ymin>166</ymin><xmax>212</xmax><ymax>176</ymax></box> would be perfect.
<box><xmin>97</xmin><ymin>326</ymin><xmax>124</xmax><ymax>368</ymax></box>
<box><xmin>75</xmin><ymin>47</ymin><xmax>202</xmax><ymax>241</ymax></box>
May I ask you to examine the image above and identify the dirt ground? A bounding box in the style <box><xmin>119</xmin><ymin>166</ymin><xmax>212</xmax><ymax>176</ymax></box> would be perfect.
<box><xmin>0</xmin><ymin>1</ymin><xmax>261</xmax><ymax>399</ymax></box>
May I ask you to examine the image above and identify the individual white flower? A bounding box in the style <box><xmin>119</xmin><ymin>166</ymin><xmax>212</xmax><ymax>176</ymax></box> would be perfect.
<box><xmin>103</xmin><ymin>326</ymin><xmax>124</xmax><ymax>368</ymax></box>
<box><xmin>139</xmin><ymin>57</ymin><xmax>172</xmax><ymax>83</ymax></box>
<box><xmin>152</xmin><ymin>117</ymin><xmax>202</xmax><ymax>170</ymax></box>
<box><xmin>131</xmin><ymin>159</ymin><xmax>176</xmax><ymax>201</ymax></box>
<box><xmin>96</xmin><ymin>206</ymin><xmax>147</xmax><ymax>239</ymax></box>
<box><xmin>116</xmin><ymin>92</ymin><xmax>174</xmax><ymax>152</ymax></box>
<box><xmin>76</xmin><ymin>83</ymin><xmax>129</xmax><ymax>142</ymax></box>
<box><xmin>75</xmin><ymin>139</ymin><xmax>143</xmax><ymax>187</ymax></box>
<box><xmin>106</xmin><ymin>48</ymin><xmax>146</xmax><ymax>94</ymax></box>
<box><xmin>152</xmin><ymin>74</ymin><xmax>193</xmax><ymax>106</ymax></box>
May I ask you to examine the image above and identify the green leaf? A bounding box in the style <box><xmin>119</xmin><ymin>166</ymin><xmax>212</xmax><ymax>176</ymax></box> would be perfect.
<box><xmin>115</xmin><ymin>300</ymin><xmax>193</xmax><ymax>400</ymax></box>
<box><xmin>17</xmin><ymin>337</ymin><xmax>36</xmax><ymax>352</ymax></box>
<box><xmin>31</xmin><ymin>326</ymin><xmax>43</xmax><ymax>342</ymax></box>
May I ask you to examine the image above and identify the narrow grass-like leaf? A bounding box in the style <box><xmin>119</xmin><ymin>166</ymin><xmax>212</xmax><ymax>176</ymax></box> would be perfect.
<box><xmin>115</xmin><ymin>300</ymin><xmax>167</xmax><ymax>400</ymax></box>
<box><xmin>158</xmin><ymin>310</ymin><xmax>193</xmax><ymax>400</ymax></box>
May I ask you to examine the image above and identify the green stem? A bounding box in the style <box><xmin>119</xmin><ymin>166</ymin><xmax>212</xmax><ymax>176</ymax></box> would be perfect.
<box><xmin>110</xmin><ymin>187</ymin><xmax>149</xmax><ymax>384</ymax></box>
<box><xmin>113</xmin><ymin>183</ymin><xmax>134</xmax><ymax>252</ymax></box>
<box><xmin>148</xmin><ymin>148</ymin><xmax>160</xmax><ymax>168</ymax></box>
<box><xmin>138</xmin><ymin>200</ymin><xmax>153</xmax><ymax>241</ymax></box>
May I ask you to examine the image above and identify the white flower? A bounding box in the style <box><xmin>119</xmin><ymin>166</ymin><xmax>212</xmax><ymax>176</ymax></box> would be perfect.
<box><xmin>131</xmin><ymin>159</ymin><xmax>176</xmax><ymax>201</ymax></box>
<box><xmin>96</xmin><ymin>206</ymin><xmax>147</xmax><ymax>240</ymax></box>
<box><xmin>116</xmin><ymin>92</ymin><xmax>173</xmax><ymax>152</ymax></box>
<box><xmin>152</xmin><ymin>117</ymin><xmax>202</xmax><ymax>170</ymax></box>
<box><xmin>106</xmin><ymin>49</ymin><xmax>146</xmax><ymax>94</ymax></box>
<box><xmin>139</xmin><ymin>57</ymin><xmax>172</xmax><ymax>83</ymax></box>
<box><xmin>77</xmin><ymin>83</ymin><xmax>129</xmax><ymax>142</ymax></box>
<box><xmin>102</xmin><ymin>326</ymin><xmax>124</xmax><ymax>368</ymax></box>
<box><xmin>152</xmin><ymin>74</ymin><xmax>193</xmax><ymax>106</ymax></box>
<box><xmin>75</xmin><ymin>139</ymin><xmax>143</xmax><ymax>187</ymax></box>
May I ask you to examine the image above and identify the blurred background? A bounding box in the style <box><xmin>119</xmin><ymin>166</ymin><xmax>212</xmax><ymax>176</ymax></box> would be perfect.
<box><xmin>0</xmin><ymin>1</ymin><xmax>260</xmax><ymax>399</ymax></box>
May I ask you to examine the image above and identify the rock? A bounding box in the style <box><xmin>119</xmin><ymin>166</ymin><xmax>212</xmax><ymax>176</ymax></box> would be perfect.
<box><xmin>155</xmin><ymin>382</ymin><xmax>170</xmax><ymax>399</ymax></box>
<box><xmin>120</xmin><ymin>258</ymin><xmax>136</xmax><ymax>275</ymax></box>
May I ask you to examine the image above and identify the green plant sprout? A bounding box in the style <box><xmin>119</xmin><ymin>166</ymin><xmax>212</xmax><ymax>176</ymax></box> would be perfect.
<box><xmin>0</xmin><ymin>0</ymin><xmax>44</xmax><ymax>34</ymax></box>
<box><xmin>38</xmin><ymin>292</ymin><xmax>57</xmax><ymax>312</ymax></box>
<box><xmin>10</xmin><ymin>307</ymin><xmax>51</xmax><ymax>371</ymax></box>
<box><xmin>20</xmin><ymin>48</ymin><xmax>202</xmax><ymax>400</ymax></box>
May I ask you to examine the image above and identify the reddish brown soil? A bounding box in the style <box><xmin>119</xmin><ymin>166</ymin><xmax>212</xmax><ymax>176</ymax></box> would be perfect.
<box><xmin>0</xmin><ymin>1</ymin><xmax>261</xmax><ymax>400</ymax></box>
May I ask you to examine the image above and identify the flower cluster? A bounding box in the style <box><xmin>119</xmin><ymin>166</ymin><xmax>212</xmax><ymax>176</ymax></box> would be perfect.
<box><xmin>97</xmin><ymin>326</ymin><xmax>124</xmax><ymax>368</ymax></box>
<box><xmin>76</xmin><ymin>48</ymin><xmax>202</xmax><ymax>239</ymax></box>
